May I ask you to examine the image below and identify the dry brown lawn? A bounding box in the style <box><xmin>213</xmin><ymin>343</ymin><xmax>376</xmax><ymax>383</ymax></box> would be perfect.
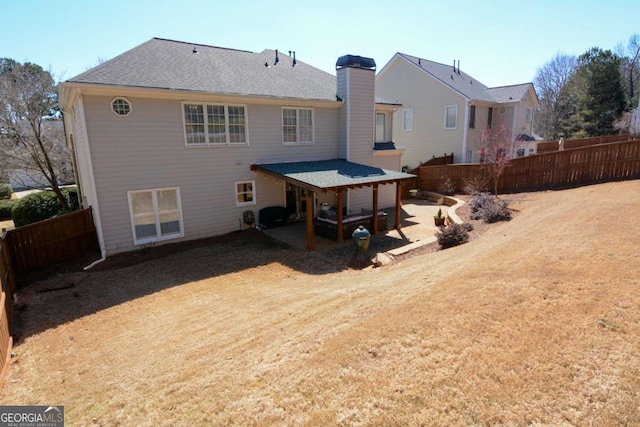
<box><xmin>1</xmin><ymin>181</ymin><xmax>639</xmax><ymax>426</ymax></box>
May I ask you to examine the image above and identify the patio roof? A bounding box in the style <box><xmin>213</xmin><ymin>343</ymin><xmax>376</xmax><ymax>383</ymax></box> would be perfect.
<box><xmin>250</xmin><ymin>159</ymin><xmax>415</xmax><ymax>192</ymax></box>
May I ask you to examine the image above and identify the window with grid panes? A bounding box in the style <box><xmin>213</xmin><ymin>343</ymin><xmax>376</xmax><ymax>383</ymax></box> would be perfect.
<box><xmin>183</xmin><ymin>103</ymin><xmax>247</xmax><ymax>146</ymax></box>
<box><xmin>282</xmin><ymin>108</ymin><xmax>313</xmax><ymax>144</ymax></box>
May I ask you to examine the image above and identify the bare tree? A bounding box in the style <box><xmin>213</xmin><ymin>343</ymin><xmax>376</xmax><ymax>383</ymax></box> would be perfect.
<box><xmin>615</xmin><ymin>34</ymin><xmax>640</xmax><ymax>109</ymax></box>
<box><xmin>533</xmin><ymin>53</ymin><xmax>577</xmax><ymax>140</ymax></box>
<box><xmin>0</xmin><ymin>58</ymin><xmax>72</xmax><ymax>210</ymax></box>
<box><xmin>475</xmin><ymin>124</ymin><xmax>521</xmax><ymax>196</ymax></box>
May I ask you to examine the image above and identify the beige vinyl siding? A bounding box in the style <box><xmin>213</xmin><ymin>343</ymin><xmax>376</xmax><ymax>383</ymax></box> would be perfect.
<box><xmin>342</xmin><ymin>67</ymin><xmax>375</xmax><ymax>164</ymax></box>
<box><xmin>82</xmin><ymin>95</ymin><xmax>342</xmax><ymax>254</ymax></box>
<box><xmin>513</xmin><ymin>92</ymin><xmax>536</xmax><ymax>138</ymax></box>
<box><xmin>376</xmin><ymin>57</ymin><xmax>467</xmax><ymax>168</ymax></box>
<box><xmin>336</xmin><ymin>71</ymin><xmax>348</xmax><ymax>160</ymax></box>
<box><xmin>71</xmin><ymin>97</ymin><xmax>94</xmax><ymax>209</ymax></box>
<box><xmin>347</xmin><ymin>155</ymin><xmax>401</xmax><ymax>214</ymax></box>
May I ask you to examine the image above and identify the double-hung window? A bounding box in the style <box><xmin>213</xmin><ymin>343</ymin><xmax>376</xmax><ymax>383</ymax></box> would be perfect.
<box><xmin>445</xmin><ymin>105</ymin><xmax>457</xmax><ymax>129</ymax></box>
<box><xmin>375</xmin><ymin>112</ymin><xmax>386</xmax><ymax>142</ymax></box>
<box><xmin>402</xmin><ymin>109</ymin><xmax>413</xmax><ymax>131</ymax></box>
<box><xmin>183</xmin><ymin>103</ymin><xmax>248</xmax><ymax>146</ymax></box>
<box><xmin>282</xmin><ymin>108</ymin><xmax>313</xmax><ymax>144</ymax></box>
<box><xmin>128</xmin><ymin>187</ymin><xmax>184</xmax><ymax>245</ymax></box>
<box><xmin>525</xmin><ymin>107</ymin><xmax>533</xmax><ymax>122</ymax></box>
<box><xmin>469</xmin><ymin>105</ymin><xmax>476</xmax><ymax>129</ymax></box>
<box><xmin>235</xmin><ymin>180</ymin><xmax>256</xmax><ymax>207</ymax></box>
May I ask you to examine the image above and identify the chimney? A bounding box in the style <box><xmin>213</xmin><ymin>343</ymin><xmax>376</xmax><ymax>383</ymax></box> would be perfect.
<box><xmin>336</xmin><ymin>55</ymin><xmax>376</xmax><ymax>162</ymax></box>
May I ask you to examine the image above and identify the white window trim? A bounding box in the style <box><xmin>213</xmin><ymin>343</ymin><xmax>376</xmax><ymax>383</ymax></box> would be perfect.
<box><xmin>235</xmin><ymin>180</ymin><xmax>257</xmax><ymax>207</ymax></box>
<box><xmin>182</xmin><ymin>102</ymin><xmax>249</xmax><ymax>147</ymax></box>
<box><xmin>127</xmin><ymin>187</ymin><xmax>184</xmax><ymax>245</ymax></box>
<box><xmin>375</xmin><ymin>112</ymin><xmax>387</xmax><ymax>142</ymax></box>
<box><xmin>402</xmin><ymin>108</ymin><xmax>413</xmax><ymax>131</ymax></box>
<box><xmin>282</xmin><ymin>107</ymin><xmax>314</xmax><ymax>145</ymax></box>
<box><xmin>111</xmin><ymin>97</ymin><xmax>132</xmax><ymax>117</ymax></box>
<box><xmin>525</xmin><ymin>107</ymin><xmax>533</xmax><ymax>122</ymax></box>
<box><xmin>445</xmin><ymin>105</ymin><xmax>458</xmax><ymax>129</ymax></box>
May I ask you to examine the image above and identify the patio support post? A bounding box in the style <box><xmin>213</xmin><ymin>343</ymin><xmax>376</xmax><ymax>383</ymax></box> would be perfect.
<box><xmin>306</xmin><ymin>190</ymin><xmax>314</xmax><ymax>251</ymax></box>
<box><xmin>372</xmin><ymin>184</ymin><xmax>379</xmax><ymax>233</ymax></box>
<box><xmin>336</xmin><ymin>191</ymin><xmax>344</xmax><ymax>242</ymax></box>
<box><xmin>395</xmin><ymin>182</ymin><xmax>402</xmax><ymax>230</ymax></box>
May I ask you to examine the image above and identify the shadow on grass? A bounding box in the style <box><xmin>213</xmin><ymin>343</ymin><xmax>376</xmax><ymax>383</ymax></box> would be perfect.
<box><xmin>12</xmin><ymin>204</ymin><xmax>438</xmax><ymax>342</ymax></box>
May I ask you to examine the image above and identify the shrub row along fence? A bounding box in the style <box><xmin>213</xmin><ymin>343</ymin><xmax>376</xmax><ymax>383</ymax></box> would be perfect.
<box><xmin>415</xmin><ymin>139</ymin><xmax>640</xmax><ymax>194</ymax></box>
<box><xmin>537</xmin><ymin>134</ymin><xmax>638</xmax><ymax>154</ymax></box>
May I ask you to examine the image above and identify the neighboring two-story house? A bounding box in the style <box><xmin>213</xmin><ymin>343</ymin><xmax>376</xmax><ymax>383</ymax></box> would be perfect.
<box><xmin>59</xmin><ymin>38</ymin><xmax>411</xmax><ymax>257</ymax></box>
<box><xmin>376</xmin><ymin>53</ymin><xmax>539</xmax><ymax>168</ymax></box>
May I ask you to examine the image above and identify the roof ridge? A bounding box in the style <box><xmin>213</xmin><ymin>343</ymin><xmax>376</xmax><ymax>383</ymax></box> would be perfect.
<box><xmin>488</xmin><ymin>82</ymin><xmax>533</xmax><ymax>89</ymax></box>
<box><xmin>151</xmin><ymin>37</ymin><xmax>256</xmax><ymax>54</ymax></box>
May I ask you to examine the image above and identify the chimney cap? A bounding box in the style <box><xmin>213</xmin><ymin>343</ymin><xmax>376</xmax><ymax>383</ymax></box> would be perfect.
<box><xmin>336</xmin><ymin>55</ymin><xmax>376</xmax><ymax>70</ymax></box>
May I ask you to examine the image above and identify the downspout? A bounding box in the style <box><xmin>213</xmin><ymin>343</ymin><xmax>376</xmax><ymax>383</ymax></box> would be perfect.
<box><xmin>345</xmin><ymin>68</ymin><xmax>351</xmax><ymax>212</ymax></box>
<box><xmin>511</xmin><ymin>105</ymin><xmax>518</xmax><ymax>156</ymax></box>
<box><xmin>462</xmin><ymin>100</ymin><xmax>470</xmax><ymax>163</ymax></box>
<box><xmin>72</xmin><ymin>94</ymin><xmax>107</xmax><ymax>269</ymax></box>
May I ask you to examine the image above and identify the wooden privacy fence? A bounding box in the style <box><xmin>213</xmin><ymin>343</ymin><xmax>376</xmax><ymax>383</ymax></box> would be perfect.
<box><xmin>537</xmin><ymin>134</ymin><xmax>638</xmax><ymax>154</ymax></box>
<box><xmin>3</xmin><ymin>208</ymin><xmax>98</xmax><ymax>275</ymax></box>
<box><xmin>416</xmin><ymin>139</ymin><xmax>640</xmax><ymax>194</ymax></box>
<box><xmin>0</xmin><ymin>207</ymin><xmax>97</xmax><ymax>389</ymax></box>
<box><xmin>0</xmin><ymin>230</ymin><xmax>16</xmax><ymax>390</ymax></box>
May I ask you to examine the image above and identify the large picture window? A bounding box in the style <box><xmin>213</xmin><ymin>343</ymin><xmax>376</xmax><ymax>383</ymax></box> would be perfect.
<box><xmin>282</xmin><ymin>108</ymin><xmax>313</xmax><ymax>144</ymax></box>
<box><xmin>183</xmin><ymin>103</ymin><xmax>247</xmax><ymax>146</ymax></box>
<box><xmin>128</xmin><ymin>187</ymin><xmax>184</xmax><ymax>245</ymax></box>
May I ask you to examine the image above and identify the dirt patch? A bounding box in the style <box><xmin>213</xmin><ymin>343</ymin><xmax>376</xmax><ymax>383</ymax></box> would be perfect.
<box><xmin>2</xmin><ymin>182</ymin><xmax>639</xmax><ymax>426</ymax></box>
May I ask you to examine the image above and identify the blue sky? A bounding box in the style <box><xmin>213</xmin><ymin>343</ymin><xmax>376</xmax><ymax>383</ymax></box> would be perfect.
<box><xmin>2</xmin><ymin>0</ymin><xmax>638</xmax><ymax>88</ymax></box>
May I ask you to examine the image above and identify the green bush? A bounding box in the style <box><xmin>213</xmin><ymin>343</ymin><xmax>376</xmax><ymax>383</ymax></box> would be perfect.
<box><xmin>0</xmin><ymin>200</ymin><xmax>13</xmax><ymax>220</ymax></box>
<box><xmin>61</xmin><ymin>186</ymin><xmax>79</xmax><ymax>211</ymax></box>
<box><xmin>0</xmin><ymin>183</ymin><xmax>12</xmax><ymax>200</ymax></box>
<box><xmin>11</xmin><ymin>191</ymin><xmax>65</xmax><ymax>227</ymax></box>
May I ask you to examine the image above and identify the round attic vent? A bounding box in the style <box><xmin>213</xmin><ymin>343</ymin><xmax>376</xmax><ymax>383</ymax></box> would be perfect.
<box><xmin>111</xmin><ymin>97</ymin><xmax>132</xmax><ymax>116</ymax></box>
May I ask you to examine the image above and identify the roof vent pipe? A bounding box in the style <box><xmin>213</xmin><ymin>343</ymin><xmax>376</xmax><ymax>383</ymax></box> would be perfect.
<box><xmin>292</xmin><ymin>51</ymin><xmax>297</xmax><ymax>67</ymax></box>
<box><xmin>453</xmin><ymin>60</ymin><xmax>456</xmax><ymax>73</ymax></box>
<box><xmin>274</xmin><ymin>49</ymin><xmax>280</xmax><ymax>66</ymax></box>
<box><xmin>457</xmin><ymin>60</ymin><xmax>460</xmax><ymax>74</ymax></box>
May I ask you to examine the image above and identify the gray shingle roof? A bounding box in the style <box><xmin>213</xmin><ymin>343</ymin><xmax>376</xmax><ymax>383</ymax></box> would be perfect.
<box><xmin>68</xmin><ymin>38</ymin><xmax>338</xmax><ymax>101</ymax></box>
<box><xmin>486</xmin><ymin>83</ymin><xmax>534</xmax><ymax>103</ymax></box>
<box><xmin>396</xmin><ymin>53</ymin><xmax>534</xmax><ymax>104</ymax></box>
<box><xmin>253</xmin><ymin>159</ymin><xmax>415</xmax><ymax>191</ymax></box>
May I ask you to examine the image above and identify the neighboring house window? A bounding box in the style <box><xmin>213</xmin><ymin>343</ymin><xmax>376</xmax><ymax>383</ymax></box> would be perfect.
<box><xmin>525</xmin><ymin>107</ymin><xmax>533</xmax><ymax>122</ymax></box>
<box><xmin>402</xmin><ymin>109</ymin><xmax>413</xmax><ymax>131</ymax></box>
<box><xmin>466</xmin><ymin>149</ymin><xmax>473</xmax><ymax>163</ymax></box>
<box><xmin>445</xmin><ymin>105</ymin><xmax>457</xmax><ymax>129</ymax></box>
<box><xmin>128</xmin><ymin>187</ymin><xmax>183</xmax><ymax>245</ymax></box>
<box><xmin>235</xmin><ymin>180</ymin><xmax>256</xmax><ymax>207</ymax></box>
<box><xmin>488</xmin><ymin>107</ymin><xmax>494</xmax><ymax>129</ymax></box>
<box><xmin>469</xmin><ymin>105</ymin><xmax>476</xmax><ymax>129</ymax></box>
<box><xmin>183</xmin><ymin>103</ymin><xmax>248</xmax><ymax>146</ymax></box>
<box><xmin>375</xmin><ymin>112</ymin><xmax>386</xmax><ymax>142</ymax></box>
<box><xmin>282</xmin><ymin>107</ymin><xmax>313</xmax><ymax>144</ymax></box>
<box><xmin>111</xmin><ymin>97</ymin><xmax>132</xmax><ymax>116</ymax></box>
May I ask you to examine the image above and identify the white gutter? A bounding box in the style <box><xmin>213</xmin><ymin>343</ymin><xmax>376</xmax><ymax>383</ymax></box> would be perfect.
<box><xmin>511</xmin><ymin>105</ymin><xmax>518</xmax><ymax>156</ymax></box>
<box><xmin>67</xmin><ymin>94</ymin><xmax>107</xmax><ymax>269</ymax></box>
<box><xmin>462</xmin><ymin>101</ymin><xmax>470</xmax><ymax>163</ymax></box>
